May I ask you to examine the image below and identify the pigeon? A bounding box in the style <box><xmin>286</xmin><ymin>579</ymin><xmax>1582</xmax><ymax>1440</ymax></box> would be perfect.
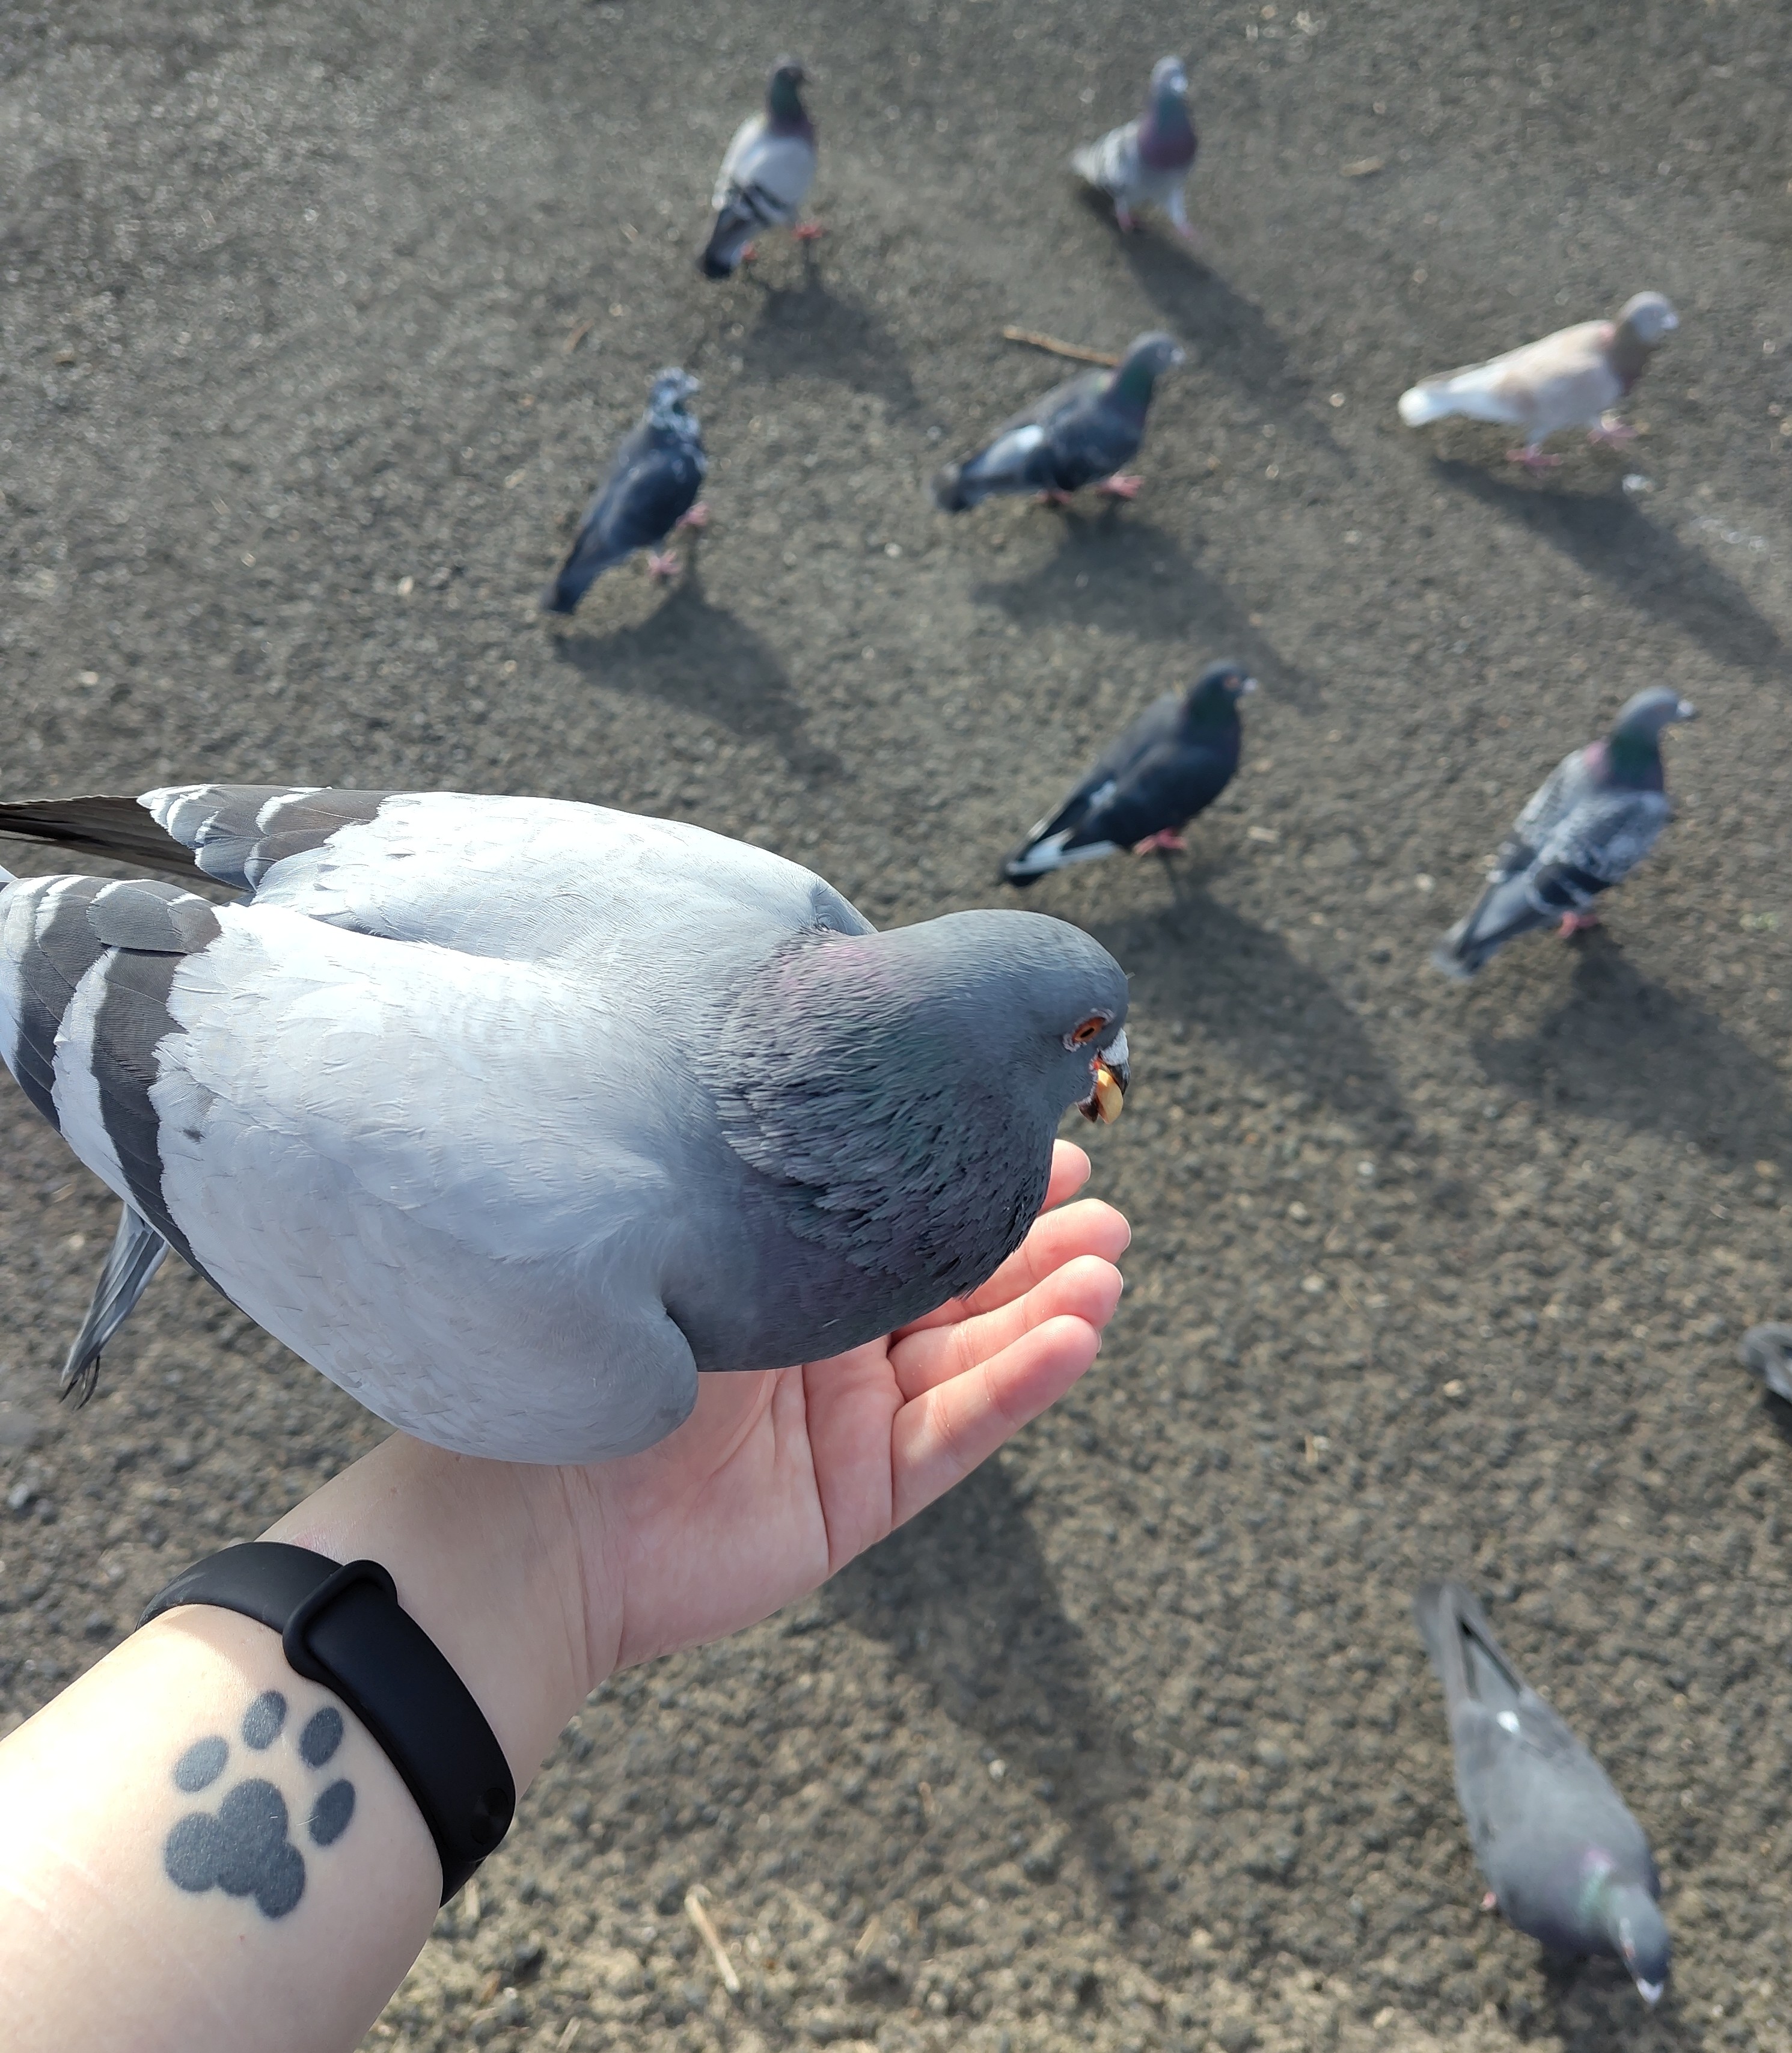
<box><xmin>0</xmin><ymin>786</ymin><xmax>1131</xmax><ymax>1464</ymax></box>
<box><xmin>1003</xmin><ymin>662</ymin><xmax>1255</xmax><ymax>885</ymax></box>
<box><xmin>1738</xmin><ymin>1324</ymin><xmax>1792</xmax><ymax>1403</ymax></box>
<box><xmin>1072</xmin><ymin>56</ymin><xmax>1199</xmax><ymax>239</ymax></box>
<box><xmin>1398</xmin><ymin>292</ymin><xmax>1679</xmax><ymax>469</ymax></box>
<box><xmin>540</xmin><ymin>369</ymin><xmax>709</xmax><ymax>610</ymax></box>
<box><xmin>1431</xmin><ymin>686</ymin><xmax>1696</xmax><ymax>981</ymax></box>
<box><xmin>931</xmin><ymin>332</ymin><xmax>1184</xmax><ymax>512</ymax></box>
<box><xmin>1414</xmin><ymin>1581</ymin><xmax>1670</xmax><ymax>2006</ymax></box>
<box><xmin>699</xmin><ymin>58</ymin><xmax>819</xmax><ymax>280</ymax></box>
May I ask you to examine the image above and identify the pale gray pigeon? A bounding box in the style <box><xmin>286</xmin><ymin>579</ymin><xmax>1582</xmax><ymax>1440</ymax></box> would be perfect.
<box><xmin>1415</xmin><ymin>1581</ymin><xmax>1670</xmax><ymax>2004</ymax></box>
<box><xmin>1398</xmin><ymin>292</ymin><xmax>1678</xmax><ymax>468</ymax></box>
<box><xmin>700</xmin><ymin>58</ymin><xmax>819</xmax><ymax>280</ymax></box>
<box><xmin>1431</xmin><ymin>685</ymin><xmax>1696</xmax><ymax>980</ymax></box>
<box><xmin>1072</xmin><ymin>56</ymin><xmax>1199</xmax><ymax>238</ymax></box>
<box><xmin>1739</xmin><ymin>1324</ymin><xmax>1792</xmax><ymax>1403</ymax></box>
<box><xmin>0</xmin><ymin>788</ymin><xmax>1131</xmax><ymax>1463</ymax></box>
<box><xmin>931</xmin><ymin>332</ymin><xmax>1184</xmax><ymax>512</ymax></box>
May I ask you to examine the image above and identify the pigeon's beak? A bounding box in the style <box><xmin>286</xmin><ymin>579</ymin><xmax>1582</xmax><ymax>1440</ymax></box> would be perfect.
<box><xmin>1674</xmin><ymin>698</ymin><xmax>1697</xmax><ymax>721</ymax></box>
<box><xmin>1080</xmin><ymin>1028</ymin><xmax>1130</xmax><ymax>1124</ymax></box>
<box><xmin>1633</xmin><ymin>1978</ymin><xmax>1665</xmax><ymax>2007</ymax></box>
<box><xmin>1237</xmin><ymin>675</ymin><xmax>1259</xmax><ymax>696</ymax></box>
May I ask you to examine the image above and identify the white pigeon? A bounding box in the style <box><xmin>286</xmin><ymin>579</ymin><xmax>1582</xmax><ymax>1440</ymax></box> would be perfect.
<box><xmin>1072</xmin><ymin>56</ymin><xmax>1198</xmax><ymax>239</ymax></box>
<box><xmin>1398</xmin><ymin>292</ymin><xmax>1678</xmax><ymax>468</ymax></box>
<box><xmin>699</xmin><ymin>58</ymin><xmax>819</xmax><ymax>280</ymax></box>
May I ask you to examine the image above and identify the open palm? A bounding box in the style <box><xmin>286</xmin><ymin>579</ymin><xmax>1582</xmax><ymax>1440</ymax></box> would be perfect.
<box><xmin>568</xmin><ymin>1140</ymin><xmax>1129</xmax><ymax>1680</ymax></box>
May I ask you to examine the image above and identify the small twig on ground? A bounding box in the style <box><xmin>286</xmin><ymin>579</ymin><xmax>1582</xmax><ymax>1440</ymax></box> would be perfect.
<box><xmin>555</xmin><ymin>2020</ymin><xmax>583</xmax><ymax>2050</ymax></box>
<box><xmin>1341</xmin><ymin>156</ymin><xmax>1384</xmax><ymax>179</ymax></box>
<box><xmin>1001</xmin><ymin>326</ymin><xmax>1120</xmax><ymax>367</ymax></box>
<box><xmin>685</xmin><ymin>1887</ymin><xmax>742</xmax><ymax>1996</ymax></box>
<box><xmin>564</xmin><ymin>319</ymin><xmax>595</xmax><ymax>354</ymax></box>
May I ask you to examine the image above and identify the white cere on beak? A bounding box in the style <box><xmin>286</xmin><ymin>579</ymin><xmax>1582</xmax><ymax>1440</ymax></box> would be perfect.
<box><xmin>1634</xmin><ymin>1980</ymin><xmax>1665</xmax><ymax>2007</ymax></box>
<box><xmin>1104</xmin><ymin>1027</ymin><xmax>1130</xmax><ymax>1071</ymax></box>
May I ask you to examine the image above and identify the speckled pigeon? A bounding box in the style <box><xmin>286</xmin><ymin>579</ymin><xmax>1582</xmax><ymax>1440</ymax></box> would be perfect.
<box><xmin>1003</xmin><ymin>662</ymin><xmax>1255</xmax><ymax>885</ymax></box>
<box><xmin>0</xmin><ymin>786</ymin><xmax>1131</xmax><ymax>1463</ymax></box>
<box><xmin>1739</xmin><ymin>1324</ymin><xmax>1792</xmax><ymax>1403</ymax></box>
<box><xmin>931</xmin><ymin>332</ymin><xmax>1184</xmax><ymax>512</ymax></box>
<box><xmin>1431</xmin><ymin>686</ymin><xmax>1696</xmax><ymax>980</ymax></box>
<box><xmin>1072</xmin><ymin>56</ymin><xmax>1198</xmax><ymax>239</ymax></box>
<box><xmin>540</xmin><ymin>369</ymin><xmax>708</xmax><ymax>610</ymax></box>
<box><xmin>1415</xmin><ymin>1580</ymin><xmax>1670</xmax><ymax>2005</ymax></box>
<box><xmin>699</xmin><ymin>58</ymin><xmax>819</xmax><ymax>280</ymax></box>
<box><xmin>1398</xmin><ymin>293</ymin><xmax>1678</xmax><ymax>468</ymax></box>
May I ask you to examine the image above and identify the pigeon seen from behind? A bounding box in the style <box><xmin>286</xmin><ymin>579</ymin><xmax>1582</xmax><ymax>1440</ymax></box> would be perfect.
<box><xmin>540</xmin><ymin>369</ymin><xmax>708</xmax><ymax>611</ymax></box>
<box><xmin>0</xmin><ymin>785</ymin><xmax>1131</xmax><ymax>1464</ymax></box>
<box><xmin>931</xmin><ymin>332</ymin><xmax>1184</xmax><ymax>512</ymax></box>
<box><xmin>1398</xmin><ymin>292</ymin><xmax>1679</xmax><ymax>469</ymax></box>
<box><xmin>1431</xmin><ymin>685</ymin><xmax>1696</xmax><ymax>981</ymax></box>
<box><xmin>1003</xmin><ymin>662</ymin><xmax>1255</xmax><ymax>885</ymax></box>
<box><xmin>700</xmin><ymin>58</ymin><xmax>819</xmax><ymax>280</ymax></box>
<box><xmin>1414</xmin><ymin>1580</ymin><xmax>1669</xmax><ymax>2006</ymax></box>
<box><xmin>1072</xmin><ymin>55</ymin><xmax>1199</xmax><ymax>239</ymax></box>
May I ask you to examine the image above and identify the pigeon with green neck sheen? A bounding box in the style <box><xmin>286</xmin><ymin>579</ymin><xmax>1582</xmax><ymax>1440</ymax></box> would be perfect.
<box><xmin>1415</xmin><ymin>1581</ymin><xmax>1669</xmax><ymax>2005</ymax></box>
<box><xmin>1431</xmin><ymin>685</ymin><xmax>1696</xmax><ymax>980</ymax></box>
<box><xmin>700</xmin><ymin>58</ymin><xmax>819</xmax><ymax>279</ymax></box>
<box><xmin>931</xmin><ymin>332</ymin><xmax>1184</xmax><ymax>512</ymax></box>
<box><xmin>1072</xmin><ymin>56</ymin><xmax>1199</xmax><ymax>238</ymax></box>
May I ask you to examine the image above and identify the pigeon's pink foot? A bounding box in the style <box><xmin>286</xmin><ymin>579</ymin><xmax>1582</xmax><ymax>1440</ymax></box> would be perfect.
<box><xmin>1481</xmin><ymin>1891</ymin><xmax>1500</xmax><ymax>1915</ymax></box>
<box><xmin>1115</xmin><ymin>205</ymin><xmax>1136</xmax><ymax>233</ymax></box>
<box><xmin>1133</xmin><ymin>830</ymin><xmax>1189</xmax><ymax>856</ymax></box>
<box><xmin>740</xmin><ymin>241</ymin><xmax>759</xmax><ymax>266</ymax></box>
<box><xmin>1588</xmin><ymin>416</ymin><xmax>1637</xmax><ymax>448</ymax></box>
<box><xmin>674</xmin><ymin>503</ymin><xmax>710</xmax><ymax>531</ymax></box>
<box><xmin>1558</xmin><ymin>910</ymin><xmax>1601</xmax><ymax>939</ymax></box>
<box><xmin>1505</xmin><ymin>447</ymin><xmax>1562</xmax><ymax>471</ymax></box>
<box><xmin>793</xmin><ymin>221</ymin><xmax>825</xmax><ymax>242</ymax></box>
<box><xmin>1036</xmin><ymin>488</ymin><xmax>1075</xmax><ymax>506</ymax></box>
<box><xmin>646</xmin><ymin>551</ymin><xmax>682</xmax><ymax>581</ymax></box>
<box><xmin>1098</xmin><ymin>473</ymin><xmax>1143</xmax><ymax>500</ymax></box>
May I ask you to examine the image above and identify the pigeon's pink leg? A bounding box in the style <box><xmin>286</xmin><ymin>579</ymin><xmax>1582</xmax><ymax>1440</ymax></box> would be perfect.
<box><xmin>674</xmin><ymin>503</ymin><xmax>709</xmax><ymax>531</ymax></box>
<box><xmin>793</xmin><ymin>221</ymin><xmax>824</xmax><ymax>242</ymax></box>
<box><xmin>1558</xmin><ymin>910</ymin><xmax>1601</xmax><ymax>939</ymax></box>
<box><xmin>1505</xmin><ymin>446</ymin><xmax>1563</xmax><ymax>471</ymax></box>
<box><xmin>1115</xmin><ymin>203</ymin><xmax>1136</xmax><ymax>233</ymax></box>
<box><xmin>1035</xmin><ymin>488</ymin><xmax>1075</xmax><ymax>506</ymax></box>
<box><xmin>646</xmin><ymin>551</ymin><xmax>683</xmax><ymax>581</ymax></box>
<box><xmin>1481</xmin><ymin>1891</ymin><xmax>1500</xmax><ymax>1914</ymax></box>
<box><xmin>1588</xmin><ymin>415</ymin><xmax>1637</xmax><ymax>448</ymax></box>
<box><xmin>1133</xmin><ymin>830</ymin><xmax>1189</xmax><ymax>857</ymax></box>
<box><xmin>739</xmin><ymin>241</ymin><xmax>759</xmax><ymax>266</ymax></box>
<box><xmin>1097</xmin><ymin>474</ymin><xmax>1143</xmax><ymax>500</ymax></box>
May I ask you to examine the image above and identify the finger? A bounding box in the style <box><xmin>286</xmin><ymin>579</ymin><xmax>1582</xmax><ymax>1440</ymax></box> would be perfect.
<box><xmin>890</xmin><ymin>1314</ymin><xmax>1100</xmax><ymax>1527</ymax></box>
<box><xmin>890</xmin><ymin>1253</ymin><xmax>1123</xmax><ymax>1402</ymax></box>
<box><xmin>1043</xmin><ymin>1139</ymin><xmax>1091</xmax><ymax>1213</ymax></box>
<box><xmin>892</xmin><ymin>1197</ymin><xmax>1130</xmax><ymax>1335</ymax></box>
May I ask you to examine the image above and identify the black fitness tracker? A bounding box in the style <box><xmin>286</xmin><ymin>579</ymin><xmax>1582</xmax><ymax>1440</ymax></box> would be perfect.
<box><xmin>142</xmin><ymin>1542</ymin><xmax>516</xmax><ymax>1901</ymax></box>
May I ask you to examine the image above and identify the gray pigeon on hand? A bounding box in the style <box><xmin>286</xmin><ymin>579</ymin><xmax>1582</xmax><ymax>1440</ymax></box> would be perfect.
<box><xmin>0</xmin><ymin>786</ymin><xmax>1131</xmax><ymax>1465</ymax></box>
<box><xmin>1739</xmin><ymin>1324</ymin><xmax>1792</xmax><ymax>1403</ymax></box>
<box><xmin>700</xmin><ymin>58</ymin><xmax>819</xmax><ymax>280</ymax></box>
<box><xmin>1415</xmin><ymin>1580</ymin><xmax>1670</xmax><ymax>2006</ymax></box>
<box><xmin>1072</xmin><ymin>56</ymin><xmax>1199</xmax><ymax>239</ymax></box>
<box><xmin>1431</xmin><ymin>685</ymin><xmax>1696</xmax><ymax>981</ymax></box>
<box><xmin>1398</xmin><ymin>292</ymin><xmax>1678</xmax><ymax>469</ymax></box>
<box><xmin>931</xmin><ymin>332</ymin><xmax>1184</xmax><ymax>512</ymax></box>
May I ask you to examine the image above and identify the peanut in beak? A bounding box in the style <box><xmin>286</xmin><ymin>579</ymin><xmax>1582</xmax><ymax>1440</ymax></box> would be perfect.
<box><xmin>1091</xmin><ymin>1060</ymin><xmax>1125</xmax><ymax>1124</ymax></box>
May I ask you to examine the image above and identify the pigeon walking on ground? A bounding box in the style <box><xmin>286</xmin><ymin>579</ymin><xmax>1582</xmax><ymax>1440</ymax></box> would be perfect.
<box><xmin>1739</xmin><ymin>1324</ymin><xmax>1792</xmax><ymax>1403</ymax></box>
<box><xmin>1003</xmin><ymin>662</ymin><xmax>1255</xmax><ymax>886</ymax></box>
<box><xmin>1431</xmin><ymin>685</ymin><xmax>1696</xmax><ymax>981</ymax></box>
<box><xmin>699</xmin><ymin>58</ymin><xmax>819</xmax><ymax>280</ymax></box>
<box><xmin>540</xmin><ymin>369</ymin><xmax>708</xmax><ymax>610</ymax></box>
<box><xmin>1398</xmin><ymin>292</ymin><xmax>1679</xmax><ymax>469</ymax></box>
<box><xmin>931</xmin><ymin>332</ymin><xmax>1184</xmax><ymax>512</ymax></box>
<box><xmin>1414</xmin><ymin>1581</ymin><xmax>1670</xmax><ymax>2005</ymax></box>
<box><xmin>1072</xmin><ymin>56</ymin><xmax>1199</xmax><ymax>239</ymax></box>
<box><xmin>0</xmin><ymin>786</ymin><xmax>1131</xmax><ymax>1464</ymax></box>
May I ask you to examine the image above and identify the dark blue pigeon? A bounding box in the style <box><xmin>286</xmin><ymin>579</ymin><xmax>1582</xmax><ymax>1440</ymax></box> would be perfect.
<box><xmin>931</xmin><ymin>332</ymin><xmax>1184</xmax><ymax>512</ymax></box>
<box><xmin>1003</xmin><ymin>662</ymin><xmax>1255</xmax><ymax>886</ymax></box>
<box><xmin>1415</xmin><ymin>1581</ymin><xmax>1670</xmax><ymax>2006</ymax></box>
<box><xmin>1431</xmin><ymin>685</ymin><xmax>1696</xmax><ymax>979</ymax></box>
<box><xmin>540</xmin><ymin>369</ymin><xmax>709</xmax><ymax>613</ymax></box>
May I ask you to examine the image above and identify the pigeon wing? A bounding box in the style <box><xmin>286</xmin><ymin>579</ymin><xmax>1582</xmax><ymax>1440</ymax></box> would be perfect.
<box><xmin>1525</xmin><ymin>789</ymin><xmax>1669</xmax><ymax>913</ymax></box>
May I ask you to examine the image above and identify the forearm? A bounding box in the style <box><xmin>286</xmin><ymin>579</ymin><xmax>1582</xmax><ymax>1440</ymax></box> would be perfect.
<box><xmin>0</xmin><ymin>1437</ymin><xmax>599</xmax><ymax>2053</ymax></box>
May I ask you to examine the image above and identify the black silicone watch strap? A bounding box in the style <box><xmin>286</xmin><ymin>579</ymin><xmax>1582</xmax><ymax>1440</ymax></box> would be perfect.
<box><xmin>142</xmin><ymin>1542</ymin><xmax>515</xmax><ymax>1902</ymax></box>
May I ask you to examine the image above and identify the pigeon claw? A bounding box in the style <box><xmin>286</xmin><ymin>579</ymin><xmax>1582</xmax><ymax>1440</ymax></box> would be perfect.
<box><xmin>1481</xmin><ymin>1891</ymin><xmax>1500</xmax><ymax>1914</ymax></box>
<box><xmin>1588</xmin><ymin>415</ymin><xmax>1638</xmax><ymax>447</ymax></box>
<box><xmin>1097</xmin><ymin>473</ymin><xmax>1143</xmax><ymax>500</ymax></box>
<box><xmin>645</xmin><ymin>550</ymin><xmax>683</xmax><ymax>581</ymax></box>
<box><xmin>1132</xmin><ymin>830</ymin><xmax>1188</xmax><ymax>856</ymax></box>
<box><xmin>1505</xmin><ymin>447</ymin><xmax>1563</xmax><ymax>471</ymax></box>
<box><xmin>1035</xmin><ymin>488</ymin><xmax>1075</xmax><ymax>506</ymax></box>
<box><xmin>1558</xmin><ymin>910</ymin><xmax>1601</xmax><ymax>940</ymax></box>
<box><xmin>793</xmin><ymin>221</ymin><xmax>824</xmax><ymax>241</ymax></box>
<box><xmin>674</xmin><ymin>503</ymin><xmax>710</xmax><ymax>531</ymax></box>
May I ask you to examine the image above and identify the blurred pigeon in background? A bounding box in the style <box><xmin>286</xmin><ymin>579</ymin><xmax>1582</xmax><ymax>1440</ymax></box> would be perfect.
<box><xmin>699</xmin><ymin>58</ymin><xmax>819</xmax><ymax>280</ymax></box>
<box><xmin>540</xmin><ymin>369</ymin><xmax>708</xmax><ymax>611</ymax></box>
<box><xmin>1072</xmin><ymin>56</ymin><xmax>1198</xmax><ymax>239</ymax></box>
<box><xmin>0</xmin><ymin>784</ymin><xmax>1131</xmax><ymax>1464</ymax></box>
<box><xmin>1414</xmin><ymin>1581</ymin><xmax>1670</xmax><ymax>2005</ymax></box>
<box><xmin>1739</xmin><ymin>1324</ymin><xmax>1792</xmax><ymax>1403</ymax></box>
<box><xmin>1431</xmin><ymin>685</ymin><xmax>1696</xmax><ymax>980</ymax></box>
<box><xmin>1003</xmin><ymin>662</ymin><xmax>1255</xmax><ymax>885</ymax></box>
<box><xmin>1398</xmin><ymin>292</ymin><xmax>1678</xmax><ymax>469</ymax></box>
<box><xmin>932</xmin><ymin>332</ymin><xmax>1184</xmax><ymax>512</ymax></box>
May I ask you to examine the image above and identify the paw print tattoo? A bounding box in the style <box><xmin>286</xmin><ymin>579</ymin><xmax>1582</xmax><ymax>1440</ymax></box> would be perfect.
<box><xmin>162</xmin><ymin>1690</ymin><xmax>356</xmax><ymax>1919</ymax></box>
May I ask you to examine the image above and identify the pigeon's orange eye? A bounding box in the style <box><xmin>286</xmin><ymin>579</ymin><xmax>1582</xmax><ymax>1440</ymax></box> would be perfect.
<box><xmin>1069</xmin><ymin>1015</ymin><xmax>1108</xmax><ymax>1045</ymax></box>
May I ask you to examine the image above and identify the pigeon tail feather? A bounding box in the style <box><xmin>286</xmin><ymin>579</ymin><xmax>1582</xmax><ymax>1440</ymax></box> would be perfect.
<box><xmin>930</xmin><ymin>462</ymin><xmax>977</xmax><ymax>513</ymax></box>
<box><xmin>1399</xmin><ymin>369</ymin><xmax>1520</xmax><ymax>429</ymax></box>
<box><xmin>700</xmin><ymin>196</ymin><xmax>760</xmax><ymax>278</ymax></box>
<box><xmin>1431</xmin><ymin>872</ymin><xmax>1552</xmax><ymax>978</ymax></box>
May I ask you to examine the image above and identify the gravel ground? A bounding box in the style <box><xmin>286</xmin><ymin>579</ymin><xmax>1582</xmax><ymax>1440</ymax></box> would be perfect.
<box><xmin>4</xmin><ymin>2</ymin><xmax>1792</xmax><ymax>2051</ymax></box>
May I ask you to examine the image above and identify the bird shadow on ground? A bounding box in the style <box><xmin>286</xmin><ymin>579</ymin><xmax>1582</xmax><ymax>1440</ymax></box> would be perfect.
<box><xmin>970</xmin><ymin>514</ymin><xmax>1318</xmax><ymax>707</ymax></box>
<box><xmin>729</xmin><ymin>262</ymin><xmax>921</xmax><ymax>417</ymax></box>
<box><xmin>546</xmin><ymin>569</ymin><xmax>842</xmax><ymax>779</ymax></box>
<box><xmin>827</xmin><ymin>1458</ymin><xmax>1167</xmax><ymax>1935</ymax></box>
<box><xmin>1432</xmin><ymin>460</ymin><xmax>1790</xmax><ymax>678</ymax></box>
<box><xmin>1089</xmin><ymin>899</ymin><xmax>1410</xmax><ymax>1139</ymax></box>
<box><xmin>1470</xmin><ymin>940</ymin><xmax>1792</xmax><ymax>1172</ymax></box>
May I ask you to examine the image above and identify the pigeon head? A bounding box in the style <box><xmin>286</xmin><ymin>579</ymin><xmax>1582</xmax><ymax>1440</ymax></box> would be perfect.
<box><xmin>1604</xmin><ymin>1880</ymin><xmax>1671</xmax><ymax>2005</ymax></box>
<box><xmin>766</xmin><ymin>57</ymin><xmax>810</xmax><ymax>130</ymax></box>
<box><xmin>1109</xmin><ymin>332</ymin><xmax>1185</xmax><ymax>414</ymax></box>
<box><xmin>647</xmin><ymin>368</ymin><xmax>701</xmax><ymax>427</ymax></box>
<box><xmin>1184</xmin><ymin>661</ymin><xmax>1257</xmax><ymax>723</ymax></box>
<box><xmin>1148</xmin><ymin>55</ymin><xmax>1190</xmax><ymax>103</ymax></box>
<box><xmin>1609</xmin><ymin>685</ymin><xmax>1696</xmax><ymax>755</ymax></box>
<box><xmin>1616</xmin><ymin>292</ymin><xmax>1679</xmax><ymax>347</ymax></box>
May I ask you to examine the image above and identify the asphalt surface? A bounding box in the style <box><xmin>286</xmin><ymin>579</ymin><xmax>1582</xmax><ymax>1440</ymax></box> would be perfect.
<box><xmin>2</xmin><ymin>2</ymin><xmax>1791</xmax><ymax>2051</ymax></box>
